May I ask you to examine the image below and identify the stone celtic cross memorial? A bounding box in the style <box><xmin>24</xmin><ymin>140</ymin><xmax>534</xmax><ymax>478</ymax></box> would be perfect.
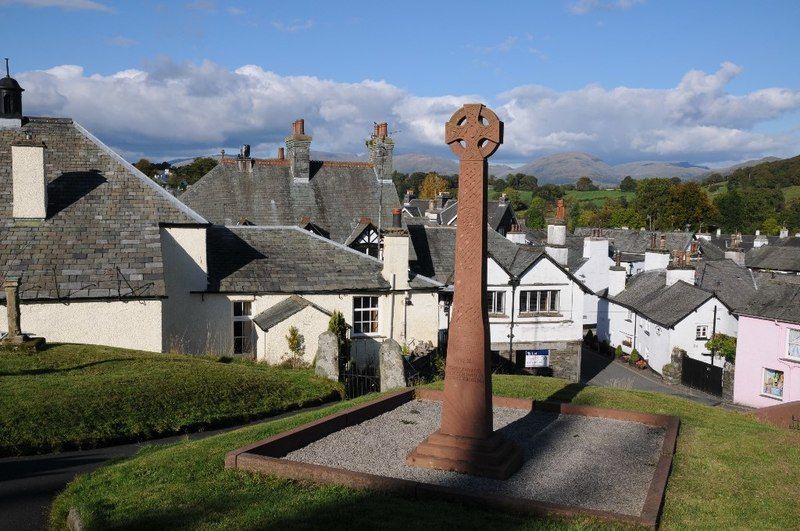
<box><xmin>407</xmin><ymin>104</ymin><xmax>523</xmax><ymax>479</ymax></box>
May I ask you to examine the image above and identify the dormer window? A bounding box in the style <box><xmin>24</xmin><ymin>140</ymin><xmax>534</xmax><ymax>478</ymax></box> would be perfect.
<box><xmin>354</xmin><ymin>228</ymin><xmax>380</xmax><ymax>257</ymax></box>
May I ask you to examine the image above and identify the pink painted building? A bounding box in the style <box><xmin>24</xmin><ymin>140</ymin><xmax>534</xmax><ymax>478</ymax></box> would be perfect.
<box><xmin>733</xmin><ymin>281</ymin><xmax>800</xmax><ymax>408</ymax></box>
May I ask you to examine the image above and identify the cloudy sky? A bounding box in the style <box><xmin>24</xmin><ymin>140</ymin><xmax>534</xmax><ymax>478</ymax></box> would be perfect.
<box><xmin>3</xmin><ymin>0</ymin><xmax>799</xmax><ymax>167</ymax></box>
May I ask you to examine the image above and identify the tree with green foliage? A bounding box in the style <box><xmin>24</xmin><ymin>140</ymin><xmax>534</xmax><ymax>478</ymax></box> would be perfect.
<box><xmin>134</xmin><ymin>158</ymin><xmax>156</xmax><ymax>177</ymax></box>
<box><xmin>327</xmin><ymin>311</ymin><xmax>349</xmax><ymax>359</ymax></box>
<box><xmin>610</xmin><ymin>206</ymin><xmax>645</xmax><ymax>228</ymax></box>
<box><xmin>505</xmin><ymin>173</ymin><xmax>538</xmax><ymax>191</ymax></box>
<box><xmin>705</xmin><ymin>333</ymin><xmax>736</xmax><ymax>362</ymax></box>
<box><xmin>761</xmin><ymin>217</ymin><xmax>782</xmax><ymax>236</ymax></box>
<box><xmin>619</xmin><ymin>175</ymin><xmax>637</xmax><ymax>192</ymax></box>
<box><xmin>575</xmin><ymin>176</ymin><xmax>598</xmax><ymax>191</ymax></box>
<box><xmin>171</xmin><ymin>157</ymin><xmax>218</xmax><ymax>187</ymax></box>
<box><xmin>665</xmin><ymin>182</ymin><xmax>717</xmax><ymax>230</ymax></box>
<box><xmin>526</xmin><ymin>197</ymin><xmax>547</xmax><ymax>229</ymax></box>
<box><xmin>492</xmin><ymin>178</ymin><xmax>507</xmax><ymax>192</ymax></box>
<box><xmin>535</xmin><ymin>183</ymin><xmax>564</xmax><ymax>202</ymax></box>
<box><xmin>502</xmin><ymin>187</ymin><xmax>527</xmax><ymax>211</ymax></box>
<box><xmin>284</xmin><ymin>326</ymin><xmax>307</xmax><ymax>368</ymax></box>
<box><xmin>714</xmin><ymin>187</ymin><xmax>784</xmax><ymax>233</ymax></box>
<box><xmin>632</xmin><ymin>178</ymin><xmax>674</xmax><ymax>229</ymax></box>
<box><xmin>785</xmin><ymin>199</ymin><xmax>800</xmax><ymax>232</ymax></box>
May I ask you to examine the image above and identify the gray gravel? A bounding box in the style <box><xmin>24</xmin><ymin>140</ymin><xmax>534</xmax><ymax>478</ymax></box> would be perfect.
<box><xmin>286</xmin><ymin>400</ymin><xmax>666</xmax><ymax>516</ymax></box>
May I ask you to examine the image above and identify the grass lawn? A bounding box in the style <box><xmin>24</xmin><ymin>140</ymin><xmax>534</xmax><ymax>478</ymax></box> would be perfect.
<box><xmin>489</xmin><ymin>189</ymin><xmax>633</xmax><ymax>209</ymax></box>
<box><xmin>0</xmin><ymin>344</ymin><xmax>342</xmax><ymax>456</ymax></box>
<box><xmin>564</xmin><ymin>189</ymin><xmax>634</xmax><ymax>206</ymax></box>
<box><xmin>50</xmin><ymin>375</ymin><xmax>800</xmax><ymax>530</ymax></box>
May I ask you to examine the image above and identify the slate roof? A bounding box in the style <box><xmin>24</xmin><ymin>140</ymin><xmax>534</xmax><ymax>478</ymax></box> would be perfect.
<box><xmin>405</xmin><ymin>198</ymin><xmax>516</xmax><ymax>234</ymax></box>
<box><xmin>204</xmin><ymin>225</ymin><xmax>440</xmax><ymax>294</ymax></box>
<box><xmin>694</xmin><ymin>259</ymin><xmax>764</xmax><ymax>312</ymax></box>
<box><xmin>253</xmin><ymin>295</ymin><xmax>333</xmax><ymax>331</ymax></box>
<box><xmin>407</xmin><ymin>224</ymin><xmax>591</xmax><ymax>292</ymax></box>
<box><xmin>746</xmin><ymin>237</ymin><xmax>800</xmax><ymax>272</ymax></box>
<box><xmin>205</xmin><ymin>225</ymin><xmax>390</xmax><ymax>293</ymax></box>
<box><xmin>737</xmin><ymin>280</ymin><xmax>800</xmax><ymax>325</ymax></box>
<box><xmin>181</xmin><ymin>159</ymin><xmax>399</xmax><ymax>244</ymax></box>
<box><xmin>609</xmin><ymin>270</ymin><xmax>714</xmax><ymax>328</ymax></box>
<box><xmin>574</xmin><ymin>228</ymin><xmax>693</xmax><ymax>259</ymax></box>
<box><xmin>0</xmin><ymin>118</ymin><xmax>206</xmax><ymax>302</ymax></box>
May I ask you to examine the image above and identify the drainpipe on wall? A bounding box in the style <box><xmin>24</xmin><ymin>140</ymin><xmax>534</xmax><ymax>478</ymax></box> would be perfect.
<box><xmin>389</xmin><ymin>273</ymin><xmax>396</xmax><ymax>341</ymax></box>
<box><xmin>508</xmin><ymin>277</ymin><xmax>519</xmax><ymax>366</ymax></box>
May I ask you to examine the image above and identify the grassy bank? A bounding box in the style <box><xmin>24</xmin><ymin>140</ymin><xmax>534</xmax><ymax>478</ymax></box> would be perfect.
<box><xmin>0</xmin><ymin>344</ymin><xmax>343</xmax><ymax>456</ymax></box>
<box><xmin>50</xmin><ymin>375</ymin><xmax>800</xmax><ymax>530</ymax></box>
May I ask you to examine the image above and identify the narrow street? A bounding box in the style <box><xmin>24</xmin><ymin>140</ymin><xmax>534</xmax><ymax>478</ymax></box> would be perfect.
<box><xmin>580</xmin><ymin>347</ymin><xmax>724</xmax><ymax>407</ymax></box>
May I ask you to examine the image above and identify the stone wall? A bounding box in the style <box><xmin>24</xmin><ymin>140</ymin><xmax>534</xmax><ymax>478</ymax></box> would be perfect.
<box><xmin>548</xmin><ymin>340</ymin><xmax>582</xmax><ymax>382</ymax></box>
<box><xmin>662</xmin><ymin>348</ymin><xmax>684</xmax><ymax>385</ymax></box>
<box><xmin>722</xmin><ymin>361</ymin><xmax>735</xmax><ymax>402</ymax></box>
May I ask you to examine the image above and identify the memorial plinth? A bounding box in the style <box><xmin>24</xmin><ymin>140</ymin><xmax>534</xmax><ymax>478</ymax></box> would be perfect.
<box><xmin>406</xmin><ymin>103</ymin><xmax>522</xmax><ymax>479</ymax></box>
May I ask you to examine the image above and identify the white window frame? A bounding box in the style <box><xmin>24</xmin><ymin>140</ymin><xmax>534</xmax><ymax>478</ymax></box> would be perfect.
<box><xmin>787</xmin><ymin>328</ymin><xmax>800</xmax><ymax>360</ymax></box>
<box><xmin>232</xmin><ymin>301</ymin><xmax>253</xmax><ymax>356</ymax></box>
<box><xmin>762</xmin><ymin>367</ymin><xmax>784</xmax><ymax>400</ymax></box>
<box><xmin>519</xmin><ymin>289</ymin><xmax>560</xmax><ymax>314</ymax></box>
<box><xmin>353</xmin><ymin>296</ymin><xmax>379</xmax><ymax>336</ymax></box>
<box><xmin>696</xmin><ymin>324</ymin><xmax>709</xmax><ymax>340</ymax></box>
<box><xmin>487</xmin><ymin>290</ymin><xmax>506</xmax><ymax>315</ymax></box>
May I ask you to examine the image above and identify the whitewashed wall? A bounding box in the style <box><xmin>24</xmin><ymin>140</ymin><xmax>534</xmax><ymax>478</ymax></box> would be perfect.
<box><xmin>603</xmin><ymin>297</ymin><xmax>737</xmax><ymax>374</ymax></box>
<box><xmin>175</xmin><ymin>289</ymin><xmax>441</xmax><ymax>365</ymax></box>
<box><xmin>0</xmin><ymin>299</ymin><xmax>163</xmax><ymax>351</ymax></box>
<box><xmin>486</xmin><ymin>256</ymin><xmax>584</xmax><ymax>350</ymax></box>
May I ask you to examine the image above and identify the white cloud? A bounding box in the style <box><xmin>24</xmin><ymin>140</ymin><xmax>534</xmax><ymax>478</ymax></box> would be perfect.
<box><xmin>271</xmin><ymin>19</ymin><xmax>314</xmax><ymax>33</ymax></box>
<box><xmin>15</xmin><ymin>60</ymin><xmax>800</xmax><ymax>163</ymax></box>
<box><xmin>568</xmin><ymin>0</ymin><xmax>645</xmax><ymax>15</ymax></box>
<box><xmin>0</xmin><ymin>0</ymin><xmax>111</xmax><ymax>11</ymax></box>
<box><xmin>185</xmin><ymin>0</ymin><xmax>214</xmax><ymax>11</ymax></box>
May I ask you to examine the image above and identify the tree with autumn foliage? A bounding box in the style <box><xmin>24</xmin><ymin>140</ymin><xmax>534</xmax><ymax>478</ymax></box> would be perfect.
<box><xmin>419</xmin><ymin>173</ymin><xmax>450</xmax><ymax>199</ymax></box>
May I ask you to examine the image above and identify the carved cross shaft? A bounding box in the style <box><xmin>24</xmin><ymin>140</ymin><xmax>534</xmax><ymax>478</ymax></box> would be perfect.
<box><xmin>439</xmin><ymin>104</ymin><xmax>504</xmax><ymax>440</ymax></box>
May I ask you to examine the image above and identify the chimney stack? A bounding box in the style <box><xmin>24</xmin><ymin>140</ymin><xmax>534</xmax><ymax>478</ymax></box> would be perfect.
<box><xmin>583</xmin><ymin>228</ymin><xmax>608</xmax><ymax>260</ymax></box>
<box><xmin>545</xmin><ymin>199</ymin><xmax>568</xmax><ymax>267</ymax></box>
<box><xmin>237</xmin><ymin>144</ymin><xmax>253</xmax><ymax>173</ymax></box>
<box><xmin>382</xmin><ymin>210</ymin><xmax>409</xmax><ymax>290</ymax></box>
<box><xmin>506</xmin><ymin>223</ymin><xmax>527</xmax><ymax>244</ymax></box>
<box><xmin>644</xmin><ymin>233</ymin><xmax>670</xmax><ymax>271</ymax></box>
<box><xmin>608</xmin><ymin>252</ymin><xmax>627</xmax><ymax>297</ymax></box>
<box><xmin>366</xmin><ymin>121</ymin><xmax>394</xmax><ymax>179</ymax></box>
<box><xmin>11</xmin><ymin>137</ymin><xmax>47</xmax><ymax>219</ymax></box>
<box><xmin>666</xmin><ymin>251</ymin><xmax>695</xmax><ymax>286</ymax></box>
<box><xmin>286</xmin><ymin>118</ymin><xmax>311</xmax><ymax>182</ymax></box>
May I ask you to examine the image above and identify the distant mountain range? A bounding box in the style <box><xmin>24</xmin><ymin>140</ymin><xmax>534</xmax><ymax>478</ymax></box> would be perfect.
<box><xmin>165</xmin><ymin>151</ymin><xmax>786</xmax><ymax>187</ymax></box>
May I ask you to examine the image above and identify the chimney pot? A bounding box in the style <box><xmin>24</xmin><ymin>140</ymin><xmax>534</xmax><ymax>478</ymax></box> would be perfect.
<box><xmin>392</xmin><ymin>208</ymin><xmax>402</xmax><ymax>228</ymax></box>
<box><xmin>293</xmin><ymin>119</ymin><xmax>305</xmax><ymax>135</ymax></box>
<box><xmin>277</xmin><ymin>147</ymin><xmax>285</xmax><ymax>160</ymax></box>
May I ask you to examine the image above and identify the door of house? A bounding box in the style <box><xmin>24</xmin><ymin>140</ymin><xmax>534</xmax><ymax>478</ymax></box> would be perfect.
<box><xmin>681</xmin><ymin>353</ymin><xmax>723</xmax><ymax>396</ymax></box>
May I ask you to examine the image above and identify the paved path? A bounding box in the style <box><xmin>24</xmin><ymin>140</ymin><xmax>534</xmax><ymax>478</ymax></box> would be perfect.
<box><xmin>0</xmin><ymin>403</ymin><xmax>332</xmax><ymax>531</ymax></box>
<box><xmin>580</xmin><ymin>348</ymin><xmax>723</xmax><ymax>407</ymax></box>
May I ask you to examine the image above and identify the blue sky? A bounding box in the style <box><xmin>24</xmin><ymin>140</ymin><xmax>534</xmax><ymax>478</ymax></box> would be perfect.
<box><xmin>3</xmin><ymin>0</ymin><xmax>800</xmax><ymax>166</ymax></box>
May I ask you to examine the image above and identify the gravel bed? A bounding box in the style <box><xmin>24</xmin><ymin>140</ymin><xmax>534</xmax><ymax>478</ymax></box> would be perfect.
<box><xmin>286</xmin><ymin>399</ymin><xmax>666</xmax><ymax>516</ymax></box>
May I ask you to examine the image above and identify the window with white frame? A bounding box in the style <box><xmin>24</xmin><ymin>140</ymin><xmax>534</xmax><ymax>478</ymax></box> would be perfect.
<box><xmin>233</xmin><ymin>301</ymin><xmax>253</xmax><ymax>355</ymax></box>
<box><xmin>787</xmin><ymin>329</ymin><xmax>800</xmax><ymax>359</ymax></box>
<box><xmin>353</xmin><ymin>296</ymin><xmax>379</xmax><ymax>334</ymax></box>
<box><xmin>487</xmin><ymin>291</ymin><xmax>506</xmax><ymax>314</ymax></box>
<box><xmin>626</xmin><ymin>309</ymin><xmax>633</xmax><ymax>321</ymax></box>
<box><xmin>519</xmin><ymin>290</ymin><xmax>559</xmax><ymax>314</ymax></box>
<box><xmin>763</xmin><ymin>368</ymin><xmax>784</xmax><ymax>399</ymax></box>
<box><xmin>696</xmin><ymin>325</ymin><xmax>709</xmax><ymax>340</ymax></box>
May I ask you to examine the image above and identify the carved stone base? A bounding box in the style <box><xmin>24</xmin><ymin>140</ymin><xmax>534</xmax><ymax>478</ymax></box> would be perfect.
<box><xmin>406</xmin><ymin>430</ymin><xmax>523</xmax><ymax>479</ymax></box>
<box><xmin>0</xmin><ymin>335</ymin><xmax>46</xmax><ymax>353</ymax></box>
